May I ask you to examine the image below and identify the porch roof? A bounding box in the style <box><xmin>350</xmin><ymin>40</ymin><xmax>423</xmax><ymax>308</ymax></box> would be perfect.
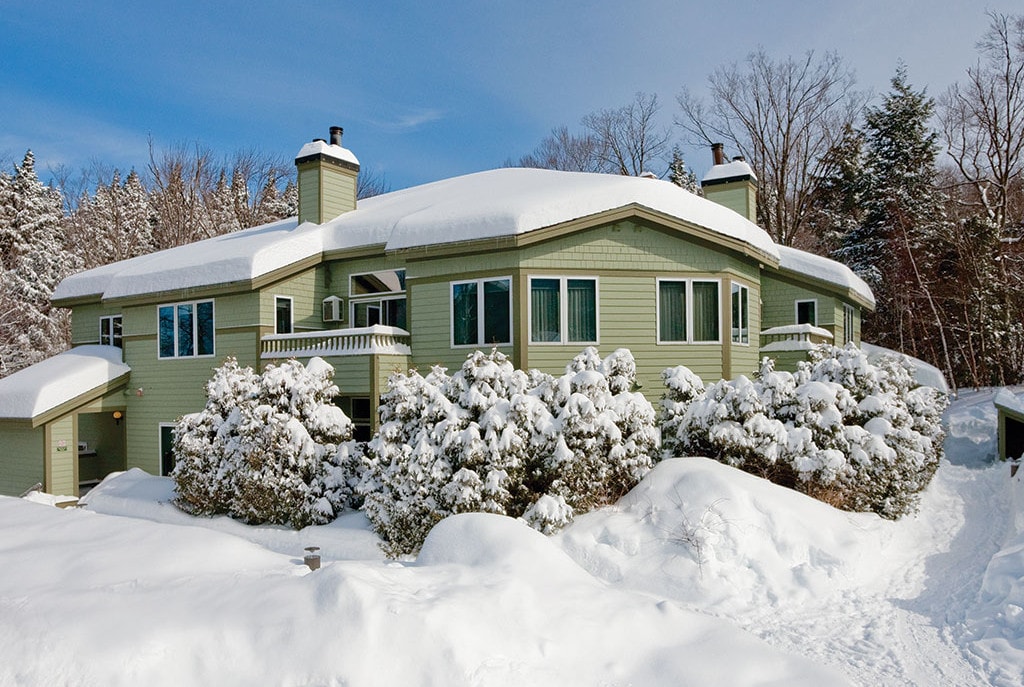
<box><xmin>0</xmin><ymin>346</ymin><xmax>131</xmax><ymax>422</ymax></box>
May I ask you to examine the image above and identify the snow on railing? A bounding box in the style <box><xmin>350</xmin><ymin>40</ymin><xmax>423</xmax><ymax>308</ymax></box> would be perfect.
<box><xmin>759</xmin><ymin>324</ymin><xmax>833</xmax><ymax>352</ymax></box>
<box><xmin>261</xmin><ymin>325</ymin><xmax>412</xmax><ymax>359</ymax></box>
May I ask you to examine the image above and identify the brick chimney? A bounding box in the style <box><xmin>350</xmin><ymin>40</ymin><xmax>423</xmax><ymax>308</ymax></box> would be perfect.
<box><xmin>295</xmin><ymin>127</ymin><xmax>360</xmax><ymax>225</ymax></box>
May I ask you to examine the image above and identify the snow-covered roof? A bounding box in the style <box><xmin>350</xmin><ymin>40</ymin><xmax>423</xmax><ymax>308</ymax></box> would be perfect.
<box><xmin>776</xmin><ymin>245</ymin><xmax>876</xmax><ymax>308</ymax></box>
<box><xmin>701</xmin><ymin>160</ymin><xmax>757</xmax><ymax>183</ymax></box>
<box><xmin>0</xmin><ymin>345</ymin><xmax>130</xmax><ymax>420</ymax></box>
<box><xmin>994</xmin><ymin>388</ymin><xmax>1024</xmax><ymax>417</ymax></box>
<box><xmin>54</xmin><ymin>168</ymin><xmax>779</xmax><ymax>302</ymax></box>
<box><xmin>295</xmin><ymin>140</ymin><xmax>360</xmax><ymax>167</ymax></box>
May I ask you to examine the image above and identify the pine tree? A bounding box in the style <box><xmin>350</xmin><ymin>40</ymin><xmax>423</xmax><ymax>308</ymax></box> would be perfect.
<box><xmin>834</xmin><ymin>67</ymin><xmax>954</xmax><ymax>377</ymax></box>
<box><xmin>667</xmin><ymin>145</ymin><xmax>700</xmax><ymax>194</ymax></box>
<box><xmin>0</xmin><ymin>151</ymin><xmax>79</xmax><ymax>376</ymax></box>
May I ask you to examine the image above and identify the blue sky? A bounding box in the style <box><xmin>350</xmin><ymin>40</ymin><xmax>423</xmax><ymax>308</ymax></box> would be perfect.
<box><xmin>0</xmin><ymin>1</ymin><xmax>1017</xmax><ymax>191</ymax></box>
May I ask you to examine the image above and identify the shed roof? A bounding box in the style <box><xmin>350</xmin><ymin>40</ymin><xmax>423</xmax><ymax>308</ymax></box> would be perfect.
<box><xmin>0</xmin><ymin>346</ymin><xmax>131</xmax><ymax>421</ymax></box>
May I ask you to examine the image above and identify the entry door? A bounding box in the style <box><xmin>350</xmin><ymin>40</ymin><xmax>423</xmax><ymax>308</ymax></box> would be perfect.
<box><xmin>159</xmin><ymin>424</ymin><xmax>176</xmax><ymax>476</ymax></box>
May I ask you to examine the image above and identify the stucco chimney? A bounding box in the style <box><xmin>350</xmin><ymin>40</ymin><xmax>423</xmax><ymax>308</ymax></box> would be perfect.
<box><xmin>294</xmin><ymin>127</ymin><xmax>360</xmax><ymax>224</ymax></box>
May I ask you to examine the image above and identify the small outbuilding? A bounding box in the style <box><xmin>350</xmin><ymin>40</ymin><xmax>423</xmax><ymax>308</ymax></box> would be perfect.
<box><xmin>0</xmin><ymin>346</ymin><xmax>130</xmax><ymax>497</ymax></box>
<box><xmin>994</xmin><ymin>388</ymin><xmax>1024</xmax><ymax>465</ymax></box>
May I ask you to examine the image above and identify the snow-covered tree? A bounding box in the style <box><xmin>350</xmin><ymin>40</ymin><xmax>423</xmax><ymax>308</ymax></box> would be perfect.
<box><xmin>0</xmin><ymin>151</ymin><xmax>79</xmax><ymax>377</ymax></box>
<box><xmin>362</xmin><ymin>348</ymin><xmax>658</xmax><ymax>556</ymax></box>
<box><xmin>667</xmin><ymin>145</ymin><xmax>701</xmax><ymax>194</ymax></box>
<box><xmin>172</xmin><ymin>357</ymin><xmax>357</xmax><ymax>529</ymax></box>
<box><xmin>662</xmin><ymin>344</ymin><xmax>947</xmax><ymax>519</ymax></box>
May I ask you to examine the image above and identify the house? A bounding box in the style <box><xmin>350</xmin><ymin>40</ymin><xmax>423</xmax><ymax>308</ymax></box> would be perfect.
<box><xmin>0</xmin><ymin>127</ymin><xmax>874</xmax><ymax>497</ymax></box>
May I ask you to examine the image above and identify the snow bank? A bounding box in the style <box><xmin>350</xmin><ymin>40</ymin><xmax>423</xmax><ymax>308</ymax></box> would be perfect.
<box><xmin>0</xmin><ymin>345</ymin><xmax>129</xmax><ymax>419</ymax></box>
<box><xmin>558</xmin><ymin>458</ymin><xmax>882</xmax><ymax>614</ymax></box>
<box><xmin>862</xmin><ymin>341</ymin><xmax>949</xmax><ymax>393</ymax></box>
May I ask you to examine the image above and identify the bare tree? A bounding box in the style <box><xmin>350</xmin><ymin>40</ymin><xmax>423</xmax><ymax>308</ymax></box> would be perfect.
<box><xmin>357</xmin><ymin>166</ymin><xmax>392</xmax><ymax>199</ymax></box>
<box><xmin>511</xmin><ymin>125</ymin><xmax>605</xmax><ymax>173</ymax></box>
<box><xmin>678</xmin><ymin>49</ymin><xmax>865</xmax><ymax>246</ymax></box>
<box><xmin>583</xmin><ymin>92</ymin><xmax>672</xmax><ymax>176</ymax></box>
<box><xmin>147</xmin><ymin>140</ymin><xmax>216</xmax><ymax>249</ymax></box>
<box><xmin>939</xmin><ymin>11</ymin><xmax>1024</xmax><ymax>234</ymax></box>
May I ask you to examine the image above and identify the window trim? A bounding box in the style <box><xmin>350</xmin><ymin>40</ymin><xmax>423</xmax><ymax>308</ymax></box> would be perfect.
<box><xmin>350</xmin><ymin>293</ymin><xmax>407</xmax><ymax>329</ymax></box>
<box><xmin>274</xmin><ymin>295</ymin><xmax>293</xmax><ymax>335</ymax></box>
<box><xmin>731</xmin><ymin>282</ymin><xmax>750</xmax><ymax>346</ymax></box>
<box><xmin>99</xmin><ymin>314</ymin><xmax>123</xmax><ymax>347</ymax></box>
<box><xmin>843</xmin><ymin>303</ymin><xmax>856</xmax><ymax>345</ymax></box>
<box><xmin>450</xmin><ymin>276</ymin><xmax>513</xmax><ymax>348</ymax></box>
<box><xmin>795</xmin><ymin>299</ymin><xmax>818</xmax><ymax>326</ymax></box>
<box><xmin>527</xmin><ymin>275</ymin><xmax>599</xmax><ymax>346</ymax></box>
<box><xmin>157</xmin><ymin>299</ymin><xmax>215</xmax><ymax>360</ymax></box>
<box><xmin>656</xmin><ymin>277</ymin><xmax>722</xmax><ymax>345</ymax></box>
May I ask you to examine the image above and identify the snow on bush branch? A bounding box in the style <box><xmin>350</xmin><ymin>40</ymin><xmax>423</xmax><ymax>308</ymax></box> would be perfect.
<box><xmin>359</xmin><ymin>347</ymin><xmax>657</xmax><ymax>556</ymax></box>
<box><xmin>172</xmin><ymin>357</ymin><xmax>360</xmax><ymax>529</ymax></box>
<box><xmin>660</xmin><ymin>343</ymin><xmax>948</xmax><ymax>519</ymax></box>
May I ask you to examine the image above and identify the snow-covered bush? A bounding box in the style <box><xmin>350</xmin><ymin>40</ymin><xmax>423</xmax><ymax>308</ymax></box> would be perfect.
<box><xmin>172</xmin><ymin>357</ymin><xmax>357</xmax><ymax>529</ymax></box>
<box><xmin>361</xmin><ymin>347</ymin><xmax>658</xmax><ymax>556</ymax></box>
<box><xmin>661</xmin><ymin>343</ymin><xmax>948</xmax><ymax>519</ymax></box>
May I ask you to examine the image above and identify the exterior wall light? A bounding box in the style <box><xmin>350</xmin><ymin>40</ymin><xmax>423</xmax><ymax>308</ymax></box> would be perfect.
<box><xmin>113</xmin><ymin>410</ymin><xmax>124</xmax><ymax>425</ymax></box>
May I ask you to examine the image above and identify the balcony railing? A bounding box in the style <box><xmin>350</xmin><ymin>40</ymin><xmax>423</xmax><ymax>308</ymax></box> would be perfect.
<box><xmin>261</xmin><ymin>325</ymin><xmax>412</xmax><ymax>359</ymax></box>
<box><xmin>759</xmin><ymin>324</ymin><xmax>834</xmax><ymax>352</ymax></box>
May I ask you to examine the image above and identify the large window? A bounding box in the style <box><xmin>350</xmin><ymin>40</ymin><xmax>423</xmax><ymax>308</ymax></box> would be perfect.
<box><xmin>350</xmin><ymin>269</ymin><xmax>407</xmax><ymax>330</ymax></box>
<box><xmin>796</xmin><ymin>299</ymin><xmax>817</xmax><ymax>326</ymax></box>
<box><xmin>731</xmin><ymin>283</ymin><xmax>749</xmax><ymax>345</ymax></box>
<box><xmin>658</xmin><ymin>279</ymin><xmax>720</xmax><ymax>344</ymax></box>
<box><xmin>100</xmin><ymin>315</ymin><xmax>123</xmax><ymax>347</ymax></box>
<box><xmin>158</xmin><ymin>300</ymin><xmax>214</xmax><ymax>358</ymax></box>
<box><xmin>843</xmin><ymin>304</ymin><xmax>856</xmax><ymax>344</ymax></box>
<box><xmin>275</xmin><ymin>296</ymin><xmax>293</xmax><ymax>334</ymax></box>
<box><xmin>452</xmin><ymin>277</ymin><xmax>511</xmax><ymax>347</ymax></box>
<box><xmin>529</xmin><ymin>277</ymin><xmax>597</xmax><ymax>344</ymax></box>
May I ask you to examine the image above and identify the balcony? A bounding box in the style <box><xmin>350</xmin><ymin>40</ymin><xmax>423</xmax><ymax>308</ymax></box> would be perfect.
<box><xmin>759</xmin><ymin>324</ymin><xmax>834</xmax><ymax>353</ymax></box>
<box><xmin>261</xmin><ymin>325</ymin><xmax>412</xmax><ymax>360</ymax></box>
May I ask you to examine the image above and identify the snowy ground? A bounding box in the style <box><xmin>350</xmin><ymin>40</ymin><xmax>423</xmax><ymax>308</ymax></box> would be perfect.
<box><xmin>2</xmin><ymin>389</ymin><xmax>1023</xmax><ymax>686</ymax></box>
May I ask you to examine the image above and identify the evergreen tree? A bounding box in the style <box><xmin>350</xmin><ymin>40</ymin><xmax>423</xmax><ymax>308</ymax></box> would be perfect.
<box><xmin>0</xmin><ymin>151</ymin><xmax>79</xmax><ymax>376</ymax></box>
<box><xmin>834</xmin><ymin>67</ymin><xmax>953</xmax><ymax>376</ymax></box>
<box><xmin>667</xmin><ymin>145</ymin><xmax>700</xmax><ymax>194</ymax></box>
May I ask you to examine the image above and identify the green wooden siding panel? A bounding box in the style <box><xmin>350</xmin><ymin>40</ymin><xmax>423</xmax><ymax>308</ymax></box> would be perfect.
<box><xmin>77</xmin><ymin>412</ymin><xmax>126</xmax><ymax>480</ymax></box>
<box><xmin>761</xmin><ymin>274</ymin><xmax>838</xmax><ymax>332</ymax></box>
<box><xmin>47</xmin><ymin>415</ymin><xmax>76</xmax><ymax>495</ymax></box>
<box><xmin>70</xmin><ymin>302</ymin><xmax>122</xmax><ymax>346</ymax></box>
<box><xmin>0</xmin><ymin>424</ymin><xmax>44</xmax><ymax>496</ymax></box>
<box><xmin>263</xmin><ymin>268</ymin><xmax>323</xmax><ymax>332</ymax></box>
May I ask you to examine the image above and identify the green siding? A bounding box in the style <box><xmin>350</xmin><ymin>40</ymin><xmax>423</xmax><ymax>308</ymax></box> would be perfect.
<box><xmin>0</xmin><ymin>423</ymin><xmax>44</xmax><ymax>496</ymax></box>
<box><xmin>761</xmin><ymin>273</ymin><xmax>839</xmax><ymax>336</ymax></box>
<box><xmin>702</xmin><ymin>181</ymin><xmax>757</xmax><ymax>223</ymax></box>
<box><xmin>71</xmin><ymin>302</ymin><xmax>122</xmax><ymax>346</ymax></box>
<box><xmin>77</xmin><ymin>412</ymin><xmax>126</xmax><ymax>481</ymax></box>
<box><xmin>47</xmin><ymin>415</ymin><xmax>76</xmax><ymax>495</ymax></box>
<box><xmin>263</xmin><ymin>268</ymin><xmax>324</xmax><ymax>333</ymax></box>
<box><xmin>298</xmin><ymin>164</ymin><xmax>357</xmax><ymax>224</ymax></box>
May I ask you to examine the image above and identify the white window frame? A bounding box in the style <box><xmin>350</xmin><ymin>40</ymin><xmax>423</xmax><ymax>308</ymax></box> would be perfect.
<box><xmin>274</xmin><ymin>295</ymin><xmax>293</xmax><ymax>334</ymax></box>
<box><xmin>843</xmin><ymin>303</ymin><xmax>856</xmax><ymax>344</ymax></box>
<box><xmin>795</xmin><ymin>299</ymin><xmax>818</xmax><ymax>326</ymax></box>
<box><xmin>350</xmin><ymin>294</ymin><xmax>407</xmax><ymax>329</ymax></box>
<box><xmin>450</xmin><ymin>276</ymin><xmax>513</xmax><ymax>348</ymax></box>
<box><xmin>348</xmin><ymin>268</ymin><xmax>406</xmax><ymax>298</ymax></box>
<box><xmin>157</xmin><ymin>299</ymin><xmax>215</xmax><ymax>359</ymax></box>
<box><xmin>731</xmin><ymin>282</ymin><xmax>750</xmax><ymax>346</ymax></box>
<box><xmin>99</xmin><ymin>314</ymin><xmax>123</xmax><ymax>347</ymax></box>
<box><xmin>656</xmin><ymin>277</ymin><xmax>722</xmax><ymax>345</ymax></box>
<box><xmin>527</xmin><ymin>275</ymin><xmax>599</xmax><ymax>346</ymax></box>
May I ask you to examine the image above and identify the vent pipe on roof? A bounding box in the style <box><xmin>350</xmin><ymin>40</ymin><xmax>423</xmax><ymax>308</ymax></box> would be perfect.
<box><xmin>330</xmin><ymin>126</ymin><xmax>343</xmax><ymax>146</ymax></box>
<box><xmin>711</xmin><ymin>142</ymin><xmax>726</xmax><ymax>166</ymax></box>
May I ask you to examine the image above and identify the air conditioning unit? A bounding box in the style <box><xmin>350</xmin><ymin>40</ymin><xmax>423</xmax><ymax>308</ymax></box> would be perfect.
<box><xmin>322</xmin><ymin>296</ymin><xmax>344</xmax><ymax>323</ymax></box>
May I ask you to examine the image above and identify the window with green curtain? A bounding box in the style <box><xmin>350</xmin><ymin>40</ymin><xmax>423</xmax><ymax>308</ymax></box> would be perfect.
<box><xmin>567</xmin><ymin>279</ymin><xmax>596</xmax><ymax>342</ymax></box>
<box><xmin>483</xmin><ymin>279</ymin><xmax>511</xmax><ymax>344</ymax></box>
<box><xmin>531</xmin><ymin>278</ymin><xmax>560</xmax><ymax>342</ymax></box>
<box><xmin>731</xmin><ymin>283</ymin><xmax>749</xmax><ymax>344</ymax></box>
<box><xmin>452</xmin><ymin>282</ymin><xmax>478</xmax><ymax>345</ymax></box>
<box><xmin>692</xmin><ymin>281</ymin><xmax>719</xmax><ymax>342</ymax></box>
<box><xmin>658</xmin><ymin>280</ymin><xmax>687</xmax><ymax>342</ymax></box>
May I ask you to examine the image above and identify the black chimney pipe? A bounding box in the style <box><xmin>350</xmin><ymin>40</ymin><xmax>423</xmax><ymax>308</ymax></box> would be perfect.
<box><xmin>711</xmin><ymin>142</ymin><xmax>726</xmax><ymax>166</ymax></box>
<box><xmin>329</xmin><ymin>126</ymin><xmax>343</xmax><ymax>146</ymax></box>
